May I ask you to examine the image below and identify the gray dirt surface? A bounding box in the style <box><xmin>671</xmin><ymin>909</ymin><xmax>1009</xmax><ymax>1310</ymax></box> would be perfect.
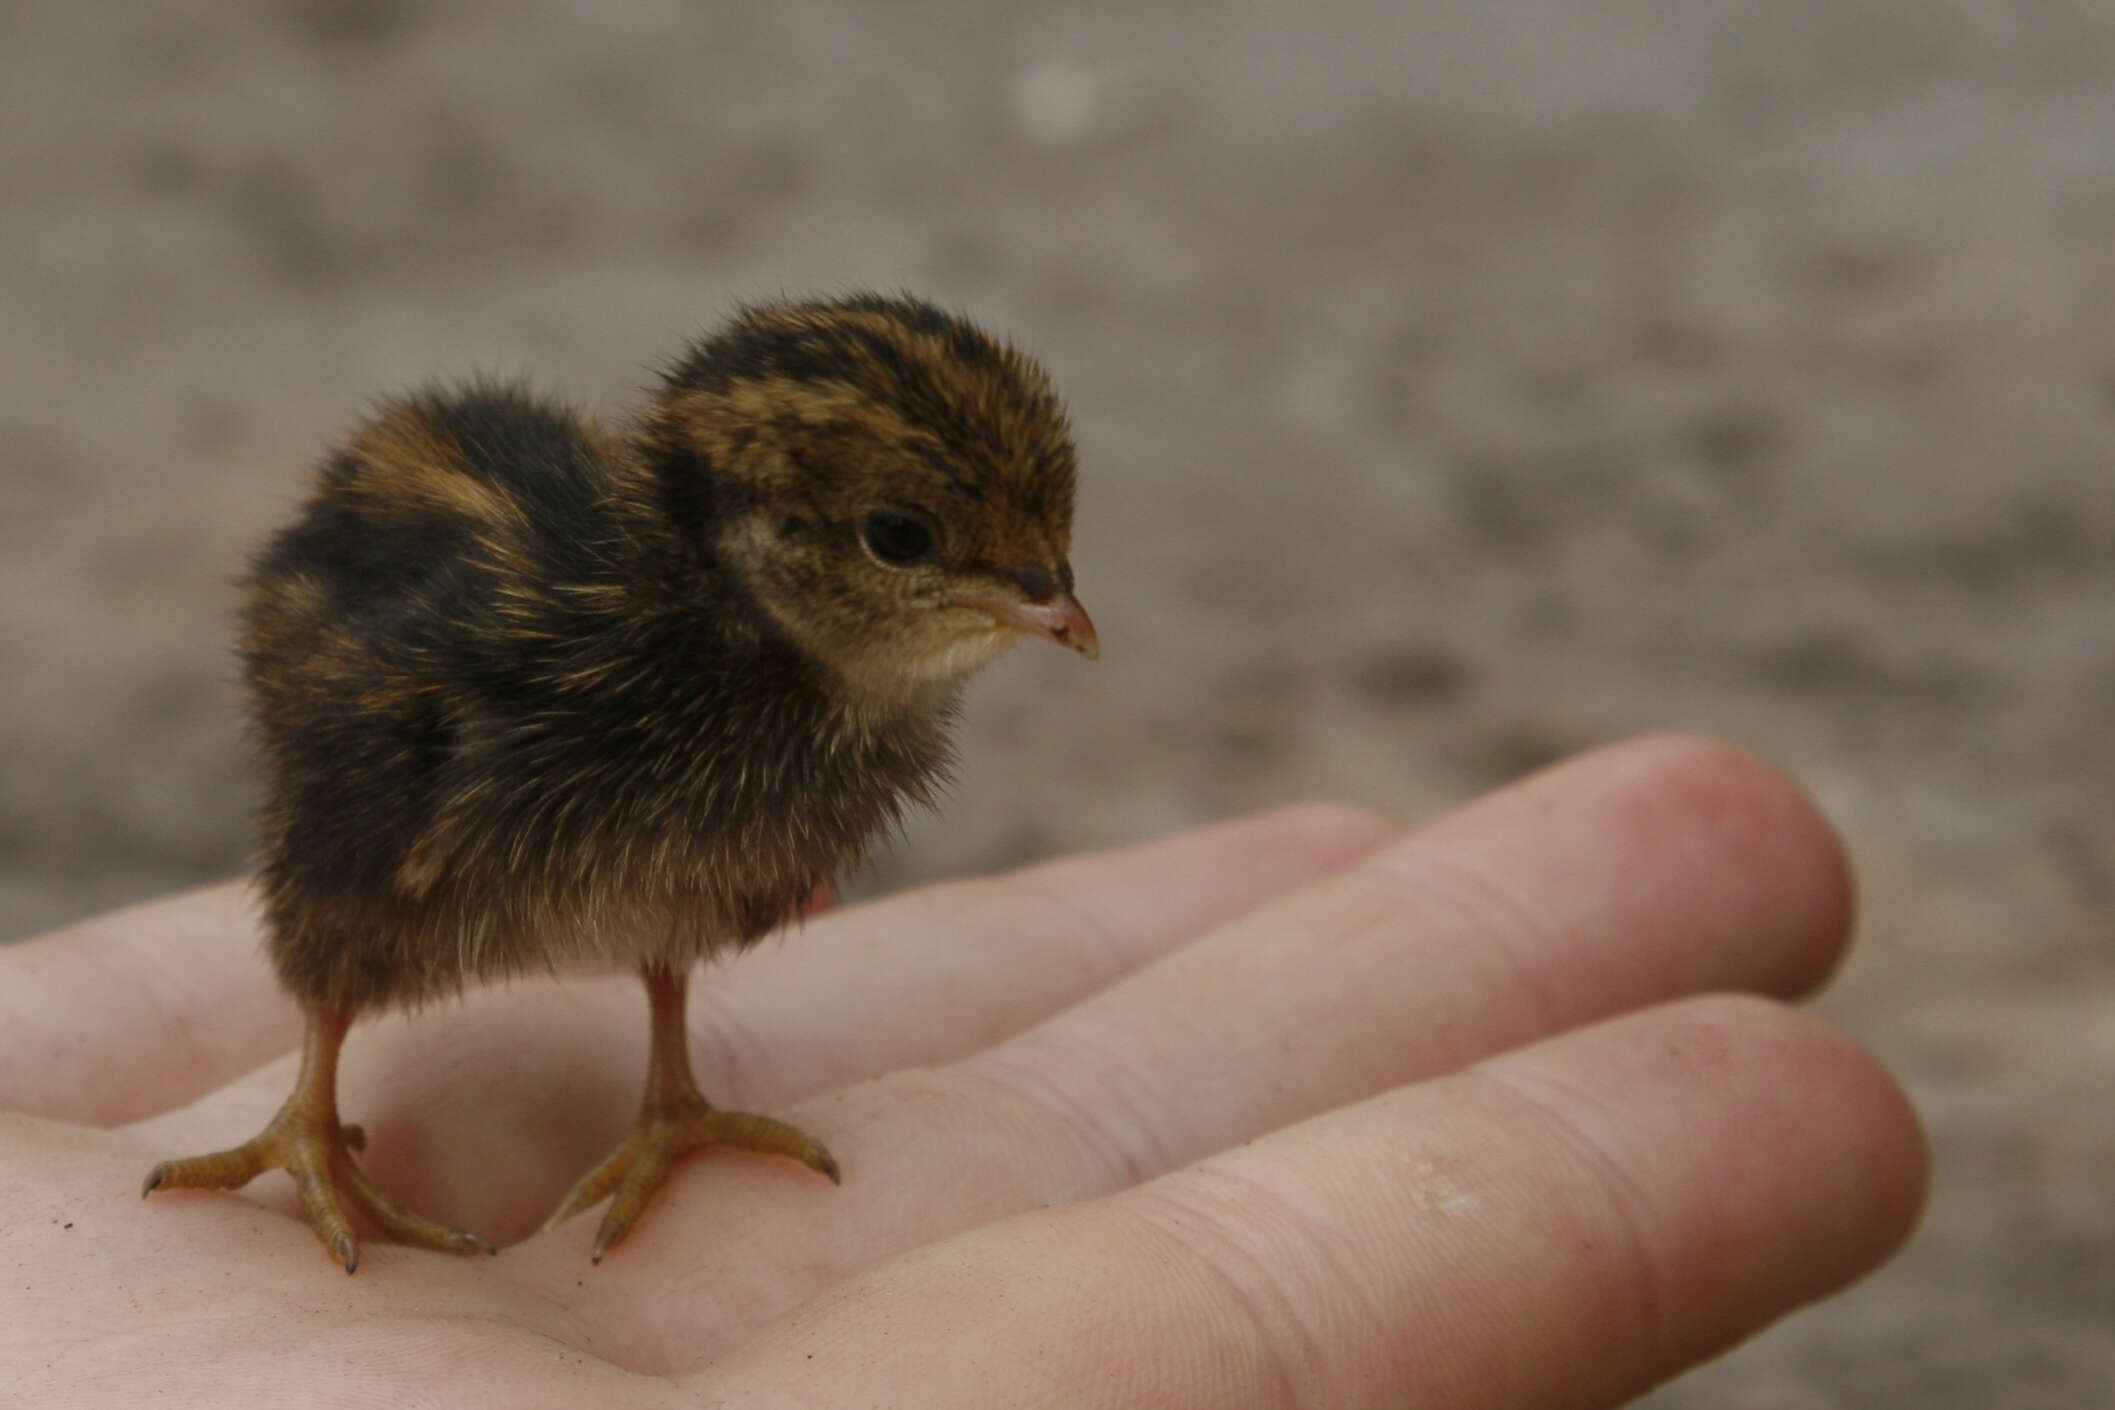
<box><xmin>5</xmin><ymin>2</ymin><xmax>2112</xmax><ymax>1403</ymax></box>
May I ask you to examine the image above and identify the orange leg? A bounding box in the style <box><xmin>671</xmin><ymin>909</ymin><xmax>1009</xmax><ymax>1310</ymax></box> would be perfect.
<box><xmin>538</xmin><ymin>963</ymin><xmax>839</xmax><ymax>1263</ymax></box>
<box><xmin>142</xmin><ymin>1004</ymin><xmax>493</xmax><ymax>1273</ymax></box>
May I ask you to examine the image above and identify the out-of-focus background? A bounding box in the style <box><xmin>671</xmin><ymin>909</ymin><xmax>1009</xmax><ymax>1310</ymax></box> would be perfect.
<box><xmin>4</xmin><ymin>1</ymin><xmax>2111</xmax><ymax>1400</ymax></box>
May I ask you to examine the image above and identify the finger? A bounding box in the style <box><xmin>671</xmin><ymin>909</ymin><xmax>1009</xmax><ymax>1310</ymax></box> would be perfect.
<box><xmin>0</xmin><ymin>881</ymin><xmax>837</xmax><ymax>1130</ymax></box>
<box><xmin>948</xmin><ymin>732</ymin><xmax>1854</xmax><ymax>1189</ymax></box>
<box><xmin>524</xmin><ymin>735</ymin><xmax>1851</xmax><ymax>1346</ymax></box>
<box><xmin>687</xmin><ymin>995</ymin><xmax>1928</xmax><ymax>1407</ymax></box>
<box><xmin>0</xmin><ymin>885</ymin><xmax>300</xmax><ymax>1124</ymax></box>
<box><xmin>125</xmin><ymin>805</ymin><xmax>1399</xmax><ymax>1223</ymax></box>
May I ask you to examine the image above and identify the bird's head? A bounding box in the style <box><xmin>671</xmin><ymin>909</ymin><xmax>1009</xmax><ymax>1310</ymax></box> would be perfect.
<box><xmin>640</xmin><ymin>294</ymin><xmax>1096</xmax><ymax>700</ymax></box>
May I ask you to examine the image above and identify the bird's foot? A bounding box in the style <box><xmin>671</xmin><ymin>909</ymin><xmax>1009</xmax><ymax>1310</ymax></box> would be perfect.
<box><xmin>537</xmin><ymin>1097</ymin><xmax>839</xmax><ymax>1262</ymax></box>
<box><xmin>143</xmin><ymin>1107</ymin><xmax>494</xmax><ymax>1273</ymax></box>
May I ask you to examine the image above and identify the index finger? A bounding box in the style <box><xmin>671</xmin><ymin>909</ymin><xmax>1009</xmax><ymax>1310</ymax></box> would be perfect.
<box><xmin>688</xmin><ymin>996</ymin><xmax>1928</xmax><ymax>1408</ymax></box>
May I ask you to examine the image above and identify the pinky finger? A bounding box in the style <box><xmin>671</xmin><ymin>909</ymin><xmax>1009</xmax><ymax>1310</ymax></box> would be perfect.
<box><xmin>686</xmin><ymin>994</ymin><xmax>1927</xmax><ymax>1410</ymax></box>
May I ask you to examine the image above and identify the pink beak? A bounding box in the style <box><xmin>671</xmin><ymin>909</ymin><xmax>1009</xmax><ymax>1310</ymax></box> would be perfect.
<box><xmin>962</xmin><ymin>561</ymin><xmax>1100</xmax><ymax>659</ymax></box>
<box><xmin>969</xmin><ymin>592</ymin><xmax>1100</xmax><ymax>659</ymax></box>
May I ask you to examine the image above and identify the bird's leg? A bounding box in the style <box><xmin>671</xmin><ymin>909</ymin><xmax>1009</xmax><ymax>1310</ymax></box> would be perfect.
<box><xmin>142</xmin><ymin>1002</ymin><xmax>493</xmax><ymax>1273</ymax></box>
<box><xmin>538</xmin><ymin>962</ymin><xmax>839</xmax><ymax>1263</ymax></box>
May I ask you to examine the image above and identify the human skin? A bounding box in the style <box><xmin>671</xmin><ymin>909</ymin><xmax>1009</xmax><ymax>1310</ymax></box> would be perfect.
<box><xmin>0</xmin><ymin>736</ymin><xmax>1926</xmax><ymax>1408</ymax></box>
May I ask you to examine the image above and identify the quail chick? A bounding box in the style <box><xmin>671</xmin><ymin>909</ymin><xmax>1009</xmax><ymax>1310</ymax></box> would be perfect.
<box><xmin>142</xmin><ymin>294</ymin><xmax>1096</xmax><ymax>1272</ymax></box>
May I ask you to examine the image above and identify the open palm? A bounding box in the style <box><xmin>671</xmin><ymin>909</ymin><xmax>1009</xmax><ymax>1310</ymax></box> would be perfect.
<box><xmin>0</xmin><ymin>737</ymin><xmax>1924</xmax><ymax>1407</ymax></box>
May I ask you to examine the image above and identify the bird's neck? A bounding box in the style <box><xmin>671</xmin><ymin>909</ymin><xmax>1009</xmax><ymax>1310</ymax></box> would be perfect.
<box><xmin>594</xmin><ymin>439</ymin><xmax>742</xmax><ymax>615</ymax></box>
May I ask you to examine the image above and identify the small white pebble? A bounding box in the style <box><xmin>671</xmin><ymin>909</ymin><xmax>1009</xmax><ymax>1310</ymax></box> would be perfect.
<box><xmin>1009</xmin><ymin>59</ymin><xmax>1158</xmax><ymax>149</ymax></box>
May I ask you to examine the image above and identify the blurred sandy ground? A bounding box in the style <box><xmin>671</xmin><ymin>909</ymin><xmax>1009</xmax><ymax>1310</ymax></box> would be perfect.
<box><xmin>4</xmin><ymin>0</ymin><xmax>2112</xmax><ymax>1401</ymax></box>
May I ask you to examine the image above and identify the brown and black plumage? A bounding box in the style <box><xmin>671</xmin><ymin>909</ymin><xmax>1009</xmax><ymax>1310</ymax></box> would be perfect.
<box><xmin>142</xmin><ymin>293</ymin><xmax>1096</xmax><ymax>1271</ymax></box>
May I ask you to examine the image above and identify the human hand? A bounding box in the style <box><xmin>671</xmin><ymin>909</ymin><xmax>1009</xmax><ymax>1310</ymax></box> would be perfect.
<box><xmin>0</xmin><ymin>736</ymin><xmax>1925</xmax><ymax>1407</ymax></box>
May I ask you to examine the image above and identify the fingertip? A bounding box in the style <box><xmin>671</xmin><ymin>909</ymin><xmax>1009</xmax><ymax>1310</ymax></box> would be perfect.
<box><xmin>1432</xmin><ymin>992</ymin><xmax>1928</xmax><ymax>1402</ymax></box>
<box><xmin>1558</xmin><ymin>735</ymin><xmax>1858</xmax><ymax>999</ymax></box>
<box><xmin>1689</xmin><ymin>996</ymin><xmax>1930</xmax><ymax>1350</ymax></box>
<box><xmin>1512</xmin><ymin>991</ymin><xmax>1930</xmax><ymax>1320</ymax></box>
<box><xmin>1687</xmin><ymin>993</ymin><xmax>1929</xmax><ymax>1272</ymax></box>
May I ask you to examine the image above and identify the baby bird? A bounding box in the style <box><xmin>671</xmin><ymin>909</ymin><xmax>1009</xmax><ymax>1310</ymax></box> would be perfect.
<box><xmin>142</xmin><ymin>293</ymin><xmax>1095</xmax><ymax>1271</ymax></box>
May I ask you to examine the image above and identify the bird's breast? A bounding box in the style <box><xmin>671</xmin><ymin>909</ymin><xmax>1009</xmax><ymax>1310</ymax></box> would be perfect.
<box><xmin>401</xmin><ymin>688</ymin><xmax>952</xmax><ymax>981</ymax></box>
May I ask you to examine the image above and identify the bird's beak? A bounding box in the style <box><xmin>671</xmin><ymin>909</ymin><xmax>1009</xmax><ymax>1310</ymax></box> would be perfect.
<box><xmin>970</xmin><ymin>592</ymin><xmax>1100</xmax><ymax>658</ymax></box>
<box><xmin>961</xmin><ymin>562</ymin><xmax>1100</xmax><ymax>659</ymax></box>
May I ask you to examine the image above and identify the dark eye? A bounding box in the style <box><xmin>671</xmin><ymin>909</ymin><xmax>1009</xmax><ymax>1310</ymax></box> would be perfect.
<box><xmin>860</xmin><ymin>509</ymin><xmax>939</xmax><ymax>567</ymax></box>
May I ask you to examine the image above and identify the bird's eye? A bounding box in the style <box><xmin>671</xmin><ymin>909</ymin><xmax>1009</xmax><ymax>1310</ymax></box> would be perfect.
<box><xmin>860</xmin><ymin>509</ymin><xmax>939</xmax><ymax>567</ymax></box>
